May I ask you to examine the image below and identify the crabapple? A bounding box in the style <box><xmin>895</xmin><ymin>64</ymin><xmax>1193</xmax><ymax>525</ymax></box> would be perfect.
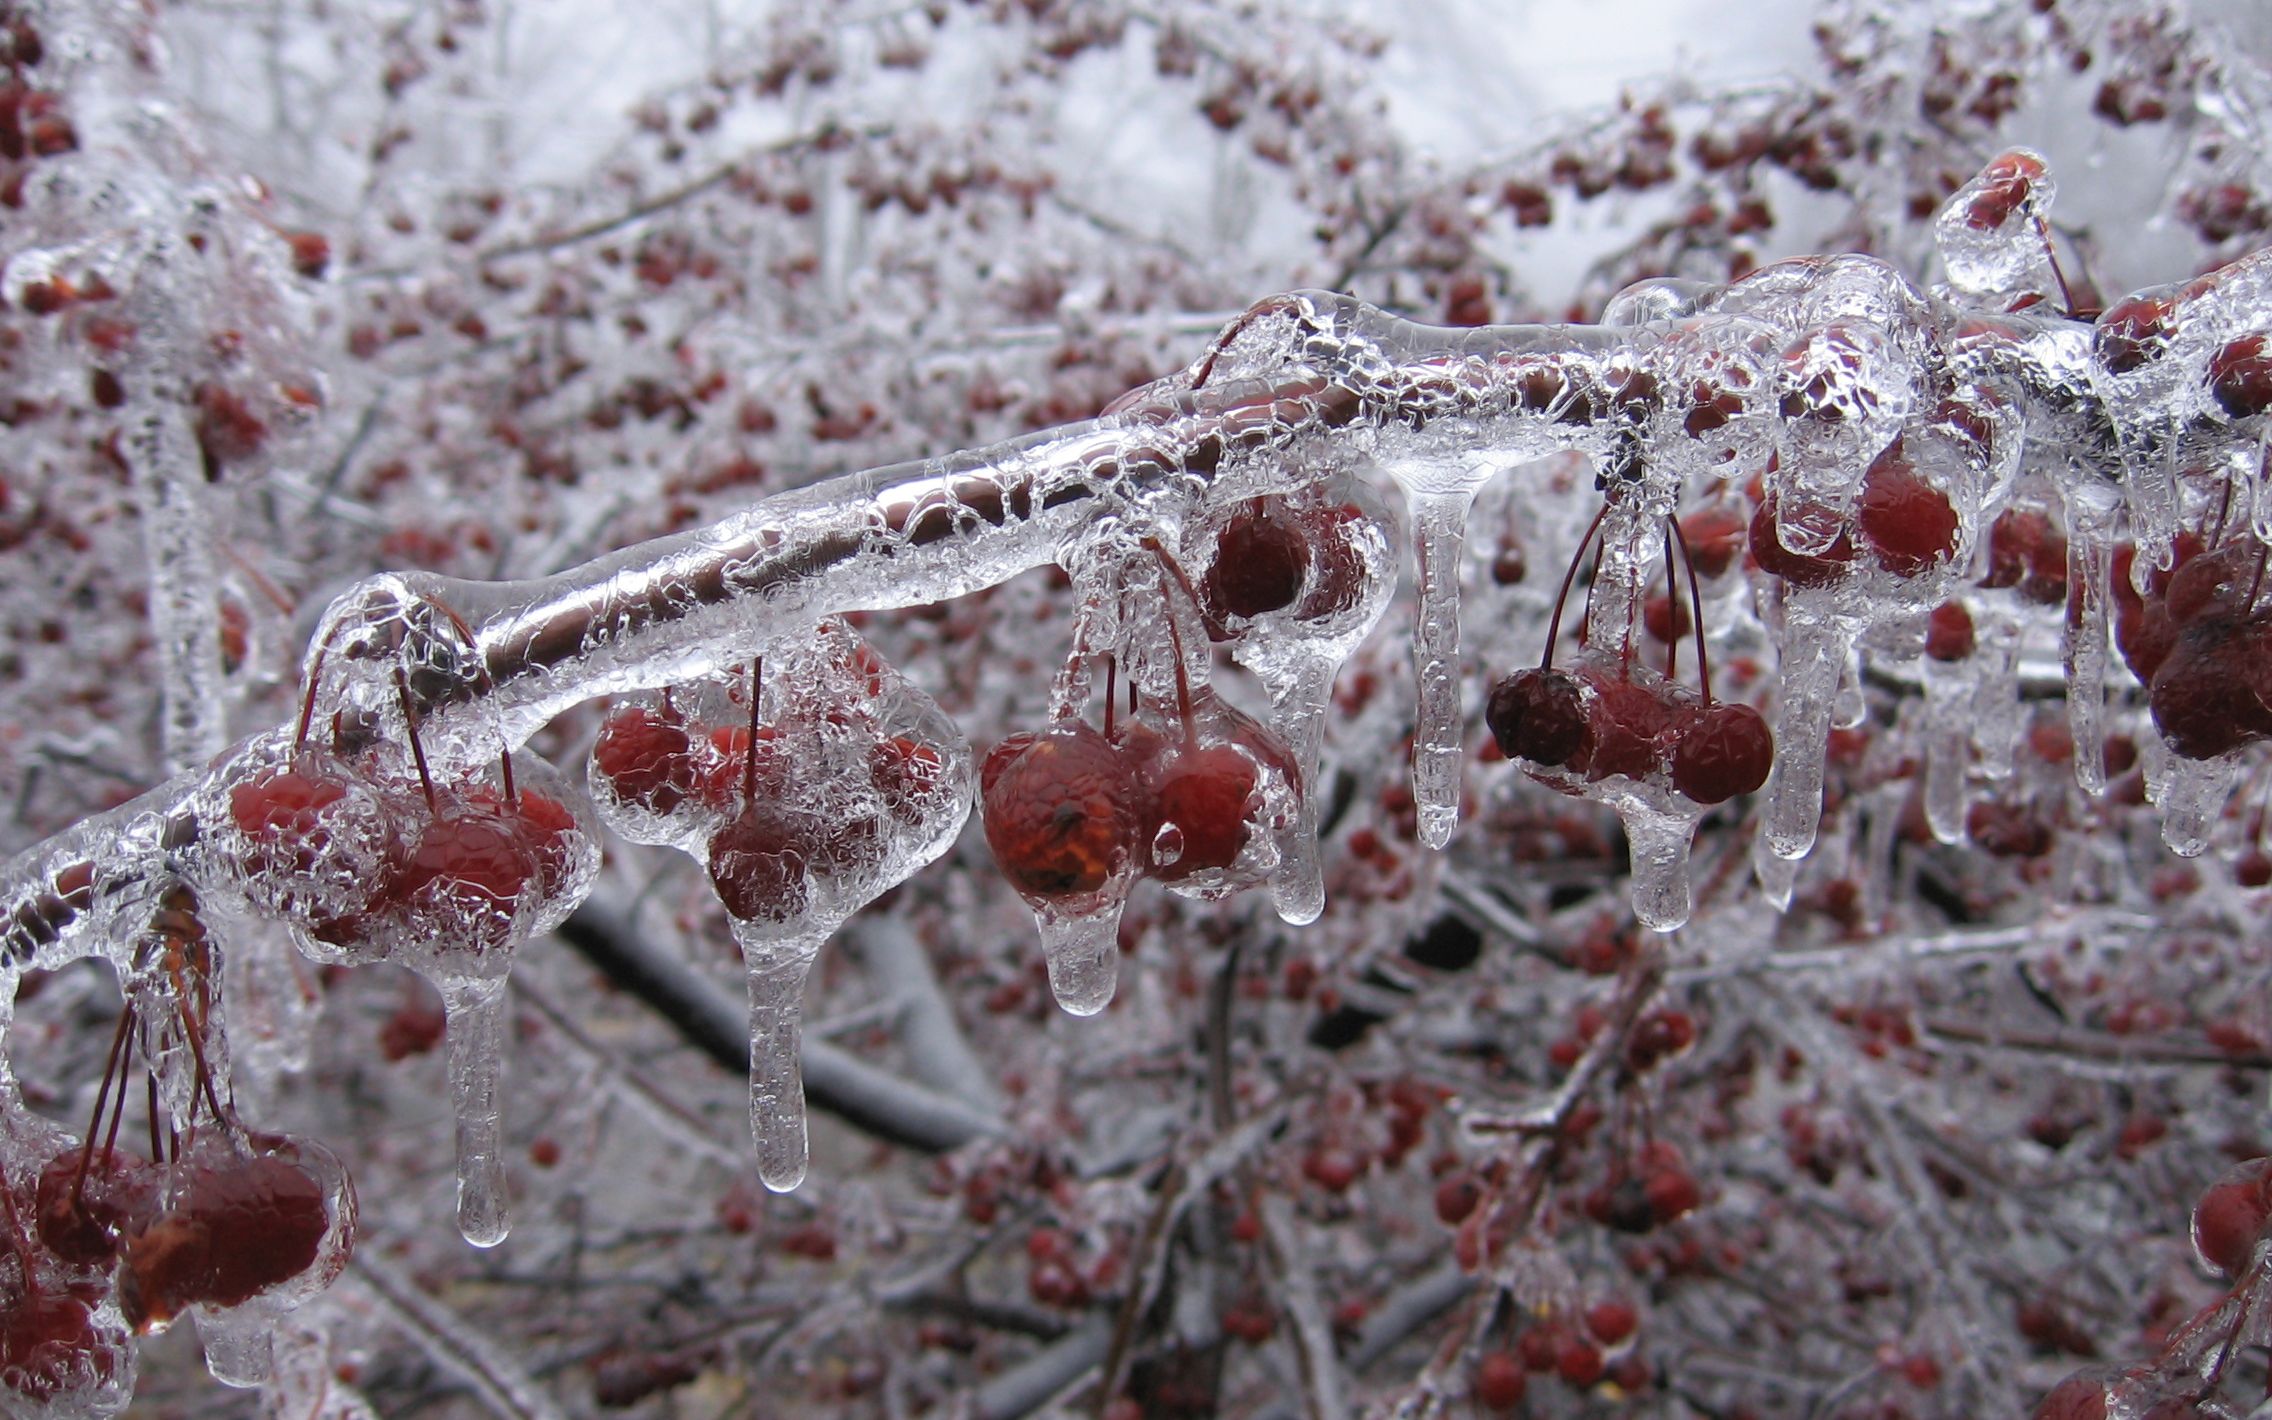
<box><xmin>1671</xmin><ymin>703</ymin><xmax>1774</xmax><ymax>805</ymax></box>
<box><xmin>980</xmin><ymin>722</ymin><xmax>1143</xmax><ymax>903</ymax></box>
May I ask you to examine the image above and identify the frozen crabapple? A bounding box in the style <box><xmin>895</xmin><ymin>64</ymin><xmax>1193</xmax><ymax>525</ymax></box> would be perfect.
<box><xmin>118</xmin><ymin>1133</ymin><xmax>354</xmax><ymax>1332</ymax></box>
<box><xmin>1129</xmin><ymin>699</ymin><xmax>1298</xmax><ymax>889</ymax></box>
<box><xmin>374</xmin><ymin>763</ymin><xmax>596</xmax><ymax>972</ymax></box>
<box><xmin>1485</xmin><ymin>667</ymin><xmax>1590</xmax><ymax>769</ymax></box>
<box><xmin>1200</xmin><ymin>498</ymin><xmax>1311</xmax><ymax>629</ymax></box>
<box><xmin>33</xmin><ymin>1148</ymin><xmax>157</xmax><ymax>1272</ymax></box>
<box><xmin>981</xmin><ymin>721</ymin><xmax>1144</xmax><ymax>906</ymax></box>
<box><xmin>2190</xmin><ymin>1156</ymin><xmax>2272</xmax><ymax>1277</ymax></box>
<box><xmin>0</xmin><ymin>1281</ymin><xmax>133</xmax><ymax>1414</ymax></box>
<box><xmin>590</xmin><ymin>702</ymin><xmax>701</xmax><ymax>819</ymax></box>
<box><xmin>204</xmin><ymin>733</ymin><xmax>396</xmax><ymax>963</ymax></box>
<box><xmin>1672</xmin><ymin>703</ymin><xmax>1774</xmax><ymax>805</ymax></box>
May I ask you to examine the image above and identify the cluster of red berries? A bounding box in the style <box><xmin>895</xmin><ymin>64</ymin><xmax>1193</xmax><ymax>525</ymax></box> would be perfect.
<box><xmin>1488</xmin><ymin>658</ymin><xmax>1772</xmax><ymax>807</ymax></box>
<box><xmin>982</xmin><ymin>689</ymin><xmax>1295</xmax><ymax>914</ymax></box>
<box><xmin>1471</xmin><ymin>1300</ymin><xmax>1647</xmax><ymax>1411</ymax></box>
<box><xmin>3</xmin><ymin>1115</ymin><xmax>352</xmax><ymax>1413</ymax></box>
<box><xmin>2111</xmin><ymin>530</ymin><xmax>2272</xmax><ymax>760</ymax></box>
<box><xmin>217</xmin><ymin>732</ymin><xmax>594</xmax><ymax>975</ymax></box>
<box><xmin>589</xmin><ymin>628</ymin><xmax>964</xmax><ymax>931</ymax></box>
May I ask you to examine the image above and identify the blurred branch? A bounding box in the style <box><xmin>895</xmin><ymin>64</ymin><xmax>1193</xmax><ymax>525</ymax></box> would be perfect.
<box><xmin>558</xmin><ymin>903</ymin><xmax>1005</xmax><ymax>1155</ymax></box>
<box><xmin>345</xmin><ymin>1249</ymin><xmax>569</xmax><ymax>1420</ymax></box>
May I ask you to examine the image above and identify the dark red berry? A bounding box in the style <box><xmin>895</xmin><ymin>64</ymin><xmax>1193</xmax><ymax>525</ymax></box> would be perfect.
<box><xmin>2209</xmin><ymin>334</ymin><xmax>2272</xmax><ymax>419</ymax></box>
<box><xmin>2192</xmin><ymin>1157</ymin><xmax>2272</xmax><ymax>1276</ymax></box>
<box><xmin>1750</xmin><ymin>495</ymin><xmax>1856</xmax><ymax>588</ymax></box>
<box><xmin>707</xmin><ymin>806</ymin><xmax>813</xmax><ymax>923</ymax></box>
<box><xmin>1963</xmin><ymin>150</ymin><xmax>2045</xmax><ymax>231</ymax></box>
<box><xmin>1672</xmin><ymin>703</ymin><xmax>1773</xmax><ymax>805</ymax></box>
<box><xmin>1143</xmin><ymin>743</ymin><xmax>1259</xmax><ymax>880</ymax></box>
<box><xmin>1485</xmin><ymin>668</ymin><xmax>1589</xmax><ymax>768</ymax></box>
<box><xmin>1855</xmin><ymin>442</ymin><xmax>1959</xmax><ymax>578</ymax></box>
<box><xmin>593</xmin><ymin>705</ymin><xmax>699</xmax><ymax>816</ymax></box>
<box><xmin>2029</xmin><ymin>1371</ymin><xmax>2113</xmax><ymax>1420</ymax></box>
<box><xmin>1474</xmin><ymin>1351</ymin><xmax>1526</xmax><ymax>1410</ymax></box>
<box><xmin>121</xmin><ymin>1149</ymin><xmax>336</xmax><ymax>1328</ymax></box>
<box><xmin>1925</xmin><ymin>601</ymin><xmax>1976</xmax><ymax>661</ymax></box>
<box><xmin>1679</xmin><ymin>505</ymin><xmax>1748</xmax><ymax>580</ymax></box>
<box><xmin>0</xmin><ymin>1287</ymin><xmax>119</xmax><ymax>1403</ymax></box>
<box><xmin>1203</xmin><ymin>502</ymin><xmax>1310</xmax><ymax>625</ymax></box>
<box><xmin>980</xmin><ymin>723</ymin><xmax>1141</xmax><ymax>901</ymax></box>
<box><xmin>34</xmin><ymin>1149</ymin><xmax>156</xmax><ymax>1270</ymax></box>
<box><xmin>2094</xmin><ymin>294</ymin><xmax>2176</xmax><ymax>374</ymax></box>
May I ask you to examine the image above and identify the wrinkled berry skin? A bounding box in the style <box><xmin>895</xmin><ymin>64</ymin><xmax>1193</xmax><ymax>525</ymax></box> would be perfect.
<box><xmin>981</xmin><ymin>723</ymin><xmax>1142</xmax><ymax>902</ymax></box>
<box><xmin>1486</xmin><ymin>668</ymin><xmax>1590</xmax><ymax>768</ymax></box>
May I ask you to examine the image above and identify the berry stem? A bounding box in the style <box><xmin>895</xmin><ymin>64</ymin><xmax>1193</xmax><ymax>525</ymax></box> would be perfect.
<box><xmin>394</xmin><ymin>666</ymin><xmax>439</xmax><ymax>814</ymax></box>
<box><xmin>1141</xmin><ymin>537</ymin><xmax>1204</xmax><ymax>748</ymax></box>
<box><xmin>1102</xmin><ymin>654</ymin><xmax>1118</xmax><ymax>739</ymax></box>
<box><xmin>2033</xmin><ymin>216</ymin><xmax>2079</xmax><ymax>317</ymax></box>
<box><xmin>744</xmin><ymin>657</ymin><xmax>765</xmax><ymax>802</ymax></box>
<box><xmin>1544</xmin><ymin>503</ymin><xmax>1612</xmax><ymax>672</ymax></box>
<box><xmin>499</xmin><ymin>748</ymin><xmax>518</xmax><ymax>807</ymax></box>
<box><xmin>1668</xmin><ymin>515</ymin><xmax>1715</xmax><ymax>705</ymax></box>
<box><xmin>74</xmin><ymin>1001</ymin><xmax>138</xmax><ymax>1207</ymax></box>
<box><xmin>1661</xmin><ymin>527</ymin><xmax>1681</xmax><ymax>681</ymax></box>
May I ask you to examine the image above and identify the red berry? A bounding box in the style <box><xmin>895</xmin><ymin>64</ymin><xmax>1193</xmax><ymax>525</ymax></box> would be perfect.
<box><xmin>1643</xmin><ymin>1167</ymin><xmax>1701</xmax><ymax>1225</ymax></box>
<box><xmin>1433</xmin><ymin>1172</ymin><xmax>1482</xmax><ymax>1226</ymax></box>
<box><xmin>980</xmin><ymin>723</ymin><xmax>1142</xmax><ymax>902</ymax></box>
<box><xmin>284</xmin><ymin>230</ymin><xmax>331</xmax><ymax>279</ymax></box>
<box><xmin>1981</xmin><ymin>509</ymin><xmax>2068</xmax><ymax>605</ymax></box>
<box><xmin>2095</xmin><ymin>294</ymin><xmax>2176</xmax><ymax>374</ymax></box>
<box><xmin>2150</xmin><ymin>620</ymin><xmax>2272</xmax><ymax>760</ymax></box>
<box><xmin>1203</xmin><ymin>501</ymin><xmax>1310</xmax><ymax>626</ymax></box>
<box><xmin>1855</xmin><ymin>442</ymin><xmax>1959</xmax><ymax>578</ymax></box>
<box><xmin>869</xmin><ymin>735</ymin><xmax>949</xmax><ymax>825</ymax></box>
<box><xmin>1585</xmin><ymin>1300</ymin><xmax>1638</xmax><ymax>1346</ymax></box>
<box><xmin>2210</xmin><ymin>334</ymin><xmax>2272</xmax><ymax>419</ymax></box>
<box><xmin>1143</xmin><ymin>743</ymin><xmax>1260</xmax><ymax>880</ymax></box>
<box><xmin>1672</xmin><ymin>703</ymin><xmax>1773</xmax><ymax>805</ymax></box>
<box><xmin>2191</xmin><ymin>1157</ymin><xmax>2272</xmax><ymax>1276</ymax></box>
<box><xmin>2035</xmin><ymin>1372</ymin><xmax>2117</xmax><ymax>1408</ymax></box>
<box><xmin>707</xmin><ymin>806</ymin><xmax>814</xmax><ymax>924</ymax></box>
<box><xmin>592</xmin><ymin>705</ymin><xmax>699</xmax><ymax>816</ymax></box>
<box><xmin>1642</xmin><ymin>592</ymin><xmax>1690</xmax><ymax>645</ymax></box>
<box><xmin>33</xmin><ymin>1149</ymin><xmax>156</xmax><ymax>1270</ymax></box>
<box><xmin>1678</xmin><ymin>505</ymin><xmax>1748</xmax><ymax>580</ymax></box>
<box><xmin>1962</xmin><ymin>150</ymin><xmax>2044</xmax><ymax>231</ymax></box>
<box><xmin>230</xmin><ymin>765</ymin><xmax>349</xmax><ymax>865</ymax></box>
<box><xmin>1475</xmin><ymin>1351</ymin><xmax>1526</xmax><ymax>1410</ymax></box>
<box><xmin>392</xmin><ymin>805</ymin><xmax>538</xmax><ymax>915</ymax></box>
<box><xmin>0</xmin><ymin>1286</ymin><xmax>121</xmax><ymax>1404</ymax></box>
<box><xmin>1556</xmin><ymin>1335</ymin><xmax>1606</xmax><ymax>1387</ymax></box>
<box><xmin>1750</xmin><ymin>494</ymin><xmax>1856</xmax><ymax>588</ymax></box>
<box><xmin>1925</xmin><ymin>601</ymin><xmax>1976</xmax><ymax>661</ymax></box>
<box><xmin>121</xmin><ymin>1146</ymin><xmax>340</xmax><ymax>1328</ymax></box>
<box><xmin>1576</xmin><ymin>672</ymin><xmax>1680</xmax><ymax>784</ymax></box>
<box><xmin>1486</xmin><ymin>667</ymin><xmax>1591</xmax><ymax>768</ymax></box>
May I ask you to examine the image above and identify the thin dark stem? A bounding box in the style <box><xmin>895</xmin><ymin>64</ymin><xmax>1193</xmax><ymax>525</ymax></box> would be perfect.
<box><xmin>2034</xmin><ymin>216</ymin><xmax>2078</xmax><ymax>316</ymax></box>
<box><xmin>743</xmin><ymin>657</ymin><xmax>765</xmax><ymax>802</ymax></box>
<box><xmin>1544</xmin><ymin>503</ymin><xmax>1611</xmax><ymax>672</ymax></box>
<box><xmin>394</xmin><ymin>667</ymin><xmax>439</xmax><ymax>813</ymax></box>
<box><xmin>75</xmin><ymin>1004</ymin><xmax>137</xmax><ymax>1205</ymax></box>
<box><xmin>1669</xmin><ymin>515</ymin><xmax>1714</xmax><ymax>704</ymax></box>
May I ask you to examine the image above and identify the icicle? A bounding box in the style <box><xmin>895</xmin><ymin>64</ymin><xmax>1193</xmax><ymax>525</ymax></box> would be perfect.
<box><xmin>2156</xmin><ymin>755</ymin><xmax>2244</xmax><ymax>857</ymax></box>
<box><xmin>1754</xmin><ymin>842</ymin><xmax>1802</xmax><ymax>913</ymax></box>
<box><xmin>1763</xmin><ymin>589</ymin><xmax>1854</xmax><ymax>860</ymax></box>
<box><xmin>1402</xmin><ymin>487</ymin><xmax>1481</xmax><ymax>849</ymax></box>
<box><xmin>2061</xmin><ymin>488</ymin><xmax>2118</xmax><ymax>795</ymax></box>
<box><xmin>1258</xmin><ymin>652</ymin><xmax>1336</xmax><ymax>925</ymax></box>
<box><xmin>196</xmin><ymin>1301</ymin><xmax>277</xmax><ymax>1387</ymax></box>
<box><xmin>1617</xmin><ymin>797</ymin><xmax>1703</xmax><ymax>932</ymax></box>
<box><xmin>1970</xmin><ymin>608</ymin><xmax>2025</xmax><ymax>780</ymax></box>
<box><xmin>1924</xmin><ymin>687</ymin><xmax>1970</xmax><ymax>845</ymax></box>
<box><xmin>732</xmin><ymin>928</ymin><xmax>827</xmax><ymax>1193</ymax></box>
<box><xmin>1035</xmin><ymin>901</ymin><xmax>1124</xmax><ymax>1017</ymax></box>
<box><xmin>438</xmin><ymin>975</ymin><xmax>512</xmax><ymax>1247</ymax></box>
